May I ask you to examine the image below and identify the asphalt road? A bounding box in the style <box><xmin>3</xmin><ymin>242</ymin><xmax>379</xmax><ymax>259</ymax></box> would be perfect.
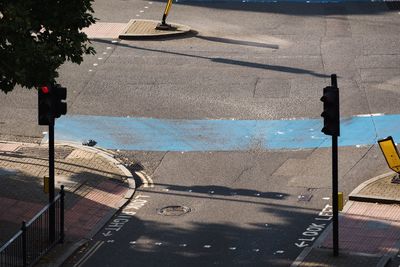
<box><xmin>69</xmin><ymin>150</ymin><xmax>332</xmax><ymax>267</ymax></box>
<box><xmin>1</xmin><ymin>0</ymin><xmax>400</xmax><ymax>266</ymax></box>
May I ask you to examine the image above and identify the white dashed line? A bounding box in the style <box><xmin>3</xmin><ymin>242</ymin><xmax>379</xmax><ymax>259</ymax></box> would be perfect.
<box><xmin>203</xmin><ymin>245</ymin><xmax>212</xmax><ymax>249</ymax></box>
<box><xmin>93</xmin><ymin>63</ymin><xmax>98</xmax><ymax>66</ymax></box>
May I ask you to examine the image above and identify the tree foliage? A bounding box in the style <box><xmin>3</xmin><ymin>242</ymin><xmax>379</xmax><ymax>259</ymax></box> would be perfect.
<box><xmin>0</xmin><ymin>0</ymin><xmax>96</xmax><ymax>93</ymax></box>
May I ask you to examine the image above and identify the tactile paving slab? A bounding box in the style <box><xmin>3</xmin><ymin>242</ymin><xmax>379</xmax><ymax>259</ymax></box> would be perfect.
<box><xmin>119</xmin><ymin>19</ymin><xmax>190</xmax><ymax>39</ymax></box>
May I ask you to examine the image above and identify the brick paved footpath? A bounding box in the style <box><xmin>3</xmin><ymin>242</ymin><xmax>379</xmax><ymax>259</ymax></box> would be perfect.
<box><xmin>294</xmin><ymin>172</ymin><xmax>400</xmax><ymax>267</ymax></box>
<box><xmin>0</xmin><ymin>141</ymin><xmax>134</xmax><ymax>251</ymax></box>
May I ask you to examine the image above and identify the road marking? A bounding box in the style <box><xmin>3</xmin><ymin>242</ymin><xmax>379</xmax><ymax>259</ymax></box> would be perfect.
<box><xmin>101</xmin><ymin>195</ymin><xmax>150</xmax><ymax>237</ymax></box>
<box><xmin>294</xmin><ymin>205</ymin><xmax>332</xmax><ymax>248</ymax></box>
<box><xmin>74</xmin><ymin>241</ymin><xmax>104</xmax><ymax>267</ymax></box>
<box><xmin>136</xmin><ymin>170</ymin><xmax>154</xmax><ymax>188</ymax></box>
<box><xmin>51</xmin><ymin>113</ymin><xmax>399</xmax><ymax>151</ymax></box>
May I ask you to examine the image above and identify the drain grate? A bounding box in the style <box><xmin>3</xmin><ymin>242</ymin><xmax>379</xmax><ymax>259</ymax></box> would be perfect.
<box><xmin>158</xmin><ymin>206</ymin><xmax>191</xmax><ymax>216</ymax></box>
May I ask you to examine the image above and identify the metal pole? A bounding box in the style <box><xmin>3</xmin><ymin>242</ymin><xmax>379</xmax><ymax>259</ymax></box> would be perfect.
<box><xmin>331</xmin><ymin>74</ymin><xmax>339</xmax><ymax>257</ymax></box>
<box><xmin>332</xmin><ymin>135</ymin><xmax>339</xmax><ymax>256</ymax></box>
<box><xmin>60</xmin><ymin>185</ymin><xmax>65</xmax><ymax>243</ymax></box>
<box><xmin>22</xmin><ymin>221</ymin><xmax>27</xmax><ymax>267</ymax></box>
<box><xmin>49</xmin><ymin>118</ymin><xmax>55</xmax><ymax>243</ymax></box>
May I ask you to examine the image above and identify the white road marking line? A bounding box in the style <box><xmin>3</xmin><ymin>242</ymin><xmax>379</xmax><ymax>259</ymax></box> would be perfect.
<box><xmin>355</xmin><ymin>113</ymin><xmax>384</xmax><ymax>117</ymax></box>
<box><xmin>93</xmin><ymin>63</ymin><xmax>98</xmax><ymax>66</ymax></box>
<box><xmin>203</xmin><ymin>245</ymin><xmax>212</xmax><ymax>248</ymax></box>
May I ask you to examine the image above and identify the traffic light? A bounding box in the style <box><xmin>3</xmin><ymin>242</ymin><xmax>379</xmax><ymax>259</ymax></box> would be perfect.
<box><xmin>38</xmin><ymin>84</ymin><xmax>67</xmax><ymax>125</ymax></box>
<box><xmin>321</xmin><ymin>86</ymin><xmax>340</xmax><ymax>136</ymax></box>
<box><xmin>53</xmin><ymin>84</ymin><xmax>67</xmax><ymax>118</ymax></box>
<box><xmin>38</xmin><ymin>86</ymin><xmax>52</xmax><ymax>125</ymax></box>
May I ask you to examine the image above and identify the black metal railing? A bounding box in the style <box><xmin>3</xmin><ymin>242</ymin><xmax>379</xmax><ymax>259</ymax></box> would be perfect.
<box><xmin>0</xmin><ymin>186</ymin><xmax>65</xmax><ymax>267</ymax></box>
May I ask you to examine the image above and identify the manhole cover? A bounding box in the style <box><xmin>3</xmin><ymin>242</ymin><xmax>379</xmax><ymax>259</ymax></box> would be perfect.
<box><xmin>298</xmin><ymin>194</ymin><xmax>313</xmax><ymax>202</ymax></box>
<box><xmin>158</xmin><ymin>206</ymin><xmax>191</xmax><ymax>216</ymax></box>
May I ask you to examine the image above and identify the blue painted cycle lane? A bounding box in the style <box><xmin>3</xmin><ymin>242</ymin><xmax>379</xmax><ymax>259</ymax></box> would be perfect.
<box><xmin>51</xmin><ymin>114</ymin><xmax>399</xmax><ymax>151</ymax></box>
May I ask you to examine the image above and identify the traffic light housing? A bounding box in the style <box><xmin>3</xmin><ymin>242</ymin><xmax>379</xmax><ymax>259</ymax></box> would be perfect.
<box><xmin>321</xmin><ymin>86</ymin><xmax>340</xmax><ymax>136</ymax></box>
<box><xmin>53</xmin><ymin>85</ymin><xmax>67</xmax><ymax>118</ymax></box>
<box><xmin>38</xmin><ymin>86</ymin><xmax>52</xmax><ymax>125</ymax></box>
<box><xmin>38</xmin><ymin>84</ymin><xmax>67</xmax><ymax>125</ymax></box>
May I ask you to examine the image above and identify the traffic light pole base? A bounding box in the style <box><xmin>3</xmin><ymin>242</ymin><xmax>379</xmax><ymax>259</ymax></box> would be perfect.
<box><xmin>155</xmin><ymin>23</ymin><xmax>177</xmax><ymax>31</ymax></box>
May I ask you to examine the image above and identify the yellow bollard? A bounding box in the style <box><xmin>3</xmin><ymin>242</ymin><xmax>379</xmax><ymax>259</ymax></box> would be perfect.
<box><xmin>156</xmin><ymin>0</ymin><xmax>175</xmax><ymax>30</ymax></box>
<box><xmin>338</xmin><ymin>192</ymin><xmax>343</xmax><ymax>211</ymax></box>
<box><xmin>44</xmin><ymin>176</ymin><xmax>49</xmax><ymax>194</ymax></box>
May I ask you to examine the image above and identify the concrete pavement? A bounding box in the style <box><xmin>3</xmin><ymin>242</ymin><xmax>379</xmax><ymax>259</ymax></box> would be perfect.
<box><xmin>0</xmin><ymin>140</ymin><xmax>135</xmax><ymax>266</ymax></box>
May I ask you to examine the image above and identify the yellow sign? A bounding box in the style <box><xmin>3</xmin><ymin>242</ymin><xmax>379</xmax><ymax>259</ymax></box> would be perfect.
<box><xmin>338</xmin><ymin>192</ymin><xmax>343</xmax><ymax>211</ymax></box>
<box><xmin>378</xmin><ymin>136</ymin><xmax>400</xmax><ymax>173</ymax></box>
<box><xmin>44</xmin><ymin>176</ymin><xmax>49</xmax><ymax>193</ymax></box>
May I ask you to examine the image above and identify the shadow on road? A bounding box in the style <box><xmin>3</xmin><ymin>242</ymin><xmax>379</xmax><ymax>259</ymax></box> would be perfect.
<box><xmin>92</xmin><ymin>39</ymin><xmax>330</xmax><ymax>78</ymax></box>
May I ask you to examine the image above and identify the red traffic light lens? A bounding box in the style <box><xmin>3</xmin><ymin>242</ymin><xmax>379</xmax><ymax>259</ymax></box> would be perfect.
<box><xmin>41</xmin><ymin>86</ymin><xmax>49</xmax><ymax>94</ymax></box>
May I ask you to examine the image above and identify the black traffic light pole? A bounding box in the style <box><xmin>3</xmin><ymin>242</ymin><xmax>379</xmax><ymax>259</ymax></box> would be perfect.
<box><xmin>49</xmin><ymin>116</ymin><xmax>55</xmax><ymax>242</ymax></box>
<box><xmin>38</xmin><ymin>84</ymin><xmax>67</xmax><ymax>243</ymax></box>
<box><xmin>331</xmin><ymin>74</ymin><xmax>339</xmax><ymax>257</ymax></box>
<box><xmin>320</xmin><ymin>74</ymin><xmax>340</xmax><ymax>256</ymax></box>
